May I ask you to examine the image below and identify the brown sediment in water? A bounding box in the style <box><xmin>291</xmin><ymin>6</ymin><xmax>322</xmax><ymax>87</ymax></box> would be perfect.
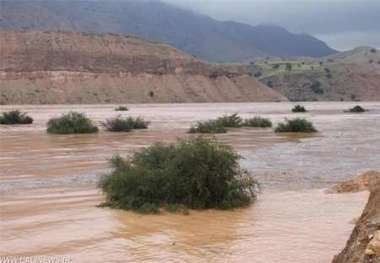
<box><xmin>1</xmin><ymin>102</ymin><xmax>380</xmax><ymax>262</ymax></box>
<box><xmin>327</xmin><ymin>171</ymin><xmax>380</xmax><ymax>194</ymax></box>
<box><xmin>0</xmin><ymin>187</ymin><xmax>369</xmax><ymax>263</ymax></box>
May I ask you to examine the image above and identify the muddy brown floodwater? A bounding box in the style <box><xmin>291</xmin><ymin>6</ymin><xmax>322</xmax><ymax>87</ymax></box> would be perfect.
<box><xmin>1</xmin><ymin>102</ymin><xmax>380</xmax><ymax>263</ymax></box>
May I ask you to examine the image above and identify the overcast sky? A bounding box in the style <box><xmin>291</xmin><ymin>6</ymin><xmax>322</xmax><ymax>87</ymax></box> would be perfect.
<box><xmin>162</xmin><ymin>0</ymin><xmax>380</xmax><ymax>50</ymax></box>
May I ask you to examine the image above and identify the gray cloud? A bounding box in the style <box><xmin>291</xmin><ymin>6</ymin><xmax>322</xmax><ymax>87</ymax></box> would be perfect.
<box><xmin>162</xmin><ymin>0</ymin><xmax>380</xmax><ymax>50</ymax></box>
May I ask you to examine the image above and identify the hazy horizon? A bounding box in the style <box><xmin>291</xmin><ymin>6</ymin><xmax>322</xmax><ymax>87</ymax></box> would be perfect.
<box><xmin>162</xmin><ymin>0</ymin><xmax>380</xmax><ymax>50</ymax></box>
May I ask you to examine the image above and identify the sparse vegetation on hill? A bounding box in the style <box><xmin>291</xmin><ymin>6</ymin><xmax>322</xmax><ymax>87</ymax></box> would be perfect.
<box><xmin>115</xmin><ymin>106</ymin><xmax>129</xmax><ymax>111</ymax></box>
<box><xmin>47</xmin><ymin>112</ymin><xmax>99</xmax><ymax>134</ymax></box>
<box><xmin>99</xmin><ymin>137</ymin><xmax>259</xmax><ymax>214</ymax></box>
<box><xmin>346</xmin><ymin>105</ymin><xmax>367</xmax><ymax>113</ymax></box>
<box><xmin>292</xmin><ymin>105</ymin><xmax>307</xmax><ymax>113</ymax></box>
<box><xmin>243</xmin><ymin>117</ymin><xmax>272</xmax><ymax>128</ymax></box>
<box><xmin>275</xmin><ymin>118</ymin><xmax>317</xmax><ymax>133</ymax></box>
<box><xmin>248</xmin><ymin>47</ymin><xmax>380</xmax><ymax>102</ymax></box>
<box><xmin>102</xmin><ymin>116</ymin><xmax>149</xmax><ymax>132</ymax></box>
<box><xmin>254</xmin><ymin>71</ymin><xmax>262</xmax><ymax>78</ymax></box>
<box><xmin>310</xmin><ymin>81</ymin><xmax>324</xmax><ymax>94</ymax></box>
<box><xmin>0</xmin><ymin>110</ymin><xmax>33</xmax><ymax>125</ymax></box>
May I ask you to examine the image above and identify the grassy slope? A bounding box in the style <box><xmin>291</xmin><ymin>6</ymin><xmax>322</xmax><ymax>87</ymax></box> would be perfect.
<box><xmin>249</xmin><ymin>47</ymin><xmax>380</xmax><ymax>101</ymax></box>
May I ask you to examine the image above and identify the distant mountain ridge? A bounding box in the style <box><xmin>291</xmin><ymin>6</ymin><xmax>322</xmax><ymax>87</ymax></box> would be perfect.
<box><xmin>0</xmin><ymin>0</ymin><xmax>337</xmax><ymax>62</ymax></box>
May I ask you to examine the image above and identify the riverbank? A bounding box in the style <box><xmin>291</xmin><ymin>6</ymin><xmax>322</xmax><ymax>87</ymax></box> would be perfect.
<box><xmin>332</xmin><ymin>172</ymin><xmax>380</xmax><ymax>263</ymax></box>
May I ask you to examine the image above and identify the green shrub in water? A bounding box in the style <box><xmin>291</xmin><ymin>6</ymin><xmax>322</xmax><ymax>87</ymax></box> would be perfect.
<box><xmin>189</xmin><ymin>114</ymin><xmax>272</xmax><ymax>133</ymax></box>
<box><xmin>99</xmin><ymin>137</ymin><xmax>259</xmax><ymax>213</ymax></box>
<box><xmin>292</xmin><ymin>105</ymin><xmax>307</xmax><ymax>113</ymax></box>
<box><xmin>0</xmin><ymin>110</ymin><xmax>33</xmax><ymax>125</ymax></box>
<box><xmin>47</xmin><ymin>112</ymin><xmax>99</xmax><ymax>134</ymax></box>
<box><xmin>347</xmin><ymin>105</ymin><xmax>367</xmax><ymax>113</ymax></box>
<box><xmin>189</xmin><ymin>120</ymin><xmax>227</xmax><ymax>134</ymax></box>
<box><xmin>102</xmin><ymin>116</ymin><xmax>149</xmax><ymax>132</ymax></box>
<box><xmin>243</xmin><ymin>117</ymin><xmax>272</xmax><ymax>128</ymax></box>
<box><xmin>115</xmin><ymin>106</ymin><xmax>129</xmax><ymax>111</ymax></box>
<box><xmin>189</xmin><ymin>114</ymin><xmax>243</xmax><ymax>133</ymax></box>
<box><xmin>215</xmin><ymin>113</ymin><xmax>243</xmax><ymax>128</ymax></box>
<box><xmin>275</xmin><ymin>118</ymin><xmax>317</xmax><ymax>133</ymax></box>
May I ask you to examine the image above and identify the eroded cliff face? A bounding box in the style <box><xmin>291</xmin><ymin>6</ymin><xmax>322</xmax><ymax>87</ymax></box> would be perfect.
<box><xmin>0</xmin><ymin>31</ymin><xmax>286</xmax><ymax>104</ymax></box>
<box><xmin>332</xmin><ymin>172</ymin><xmax>380</xmax><ymax>263</ymax></box>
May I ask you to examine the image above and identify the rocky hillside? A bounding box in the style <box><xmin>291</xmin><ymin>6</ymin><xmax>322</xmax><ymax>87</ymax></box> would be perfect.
<box><xmin>0</xmin><ymin>0</ymin><xmax>336</xmax><ymax>62</ymax></box>
<box><xmin>0</xmin><ymin>31</ymin><xmax>286</xmax><ymax>104</ymax></box>
<box><xmin>332</xmin><ymin>171</ymin><xmax>380</xmax><ymax>263</ymax></box>
<box><xmin>250</xmin><ymin>47</ymin><xmax>380</xmax><ymax>101</ymax></box>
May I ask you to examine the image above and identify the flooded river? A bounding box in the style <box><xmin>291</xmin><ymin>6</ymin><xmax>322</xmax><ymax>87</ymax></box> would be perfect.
<box><xmin>1</xmin><ymin>102</ymin><xmax>379</xmax><ymax>262</ymax></box>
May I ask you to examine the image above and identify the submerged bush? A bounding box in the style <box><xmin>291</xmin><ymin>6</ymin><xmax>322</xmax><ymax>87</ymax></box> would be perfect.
<box><xmin>47</xmin><ymin>112</ymin><xmax>99</xmax><ymax>134</ymax></box>
<box><xmin>102</xmin><ymin>116</ymin><xmax>149</xmax><ymax>132</ymax></box>
<box><xmin>189</xmin><ymin>120</ymin><xmax>227</xmax><ymax>134</ymax></box>
<box><xmin>115</xmin><ymin>106</ymin><xmax>129</xmax><ymax>111</ymax></box>
<box><xmin>275</xmin><ymin>118</ymin><xmax>317</xmax><ymax>133</ymax></box>
<box><xmin>99</xmin><ymin>137</ymin><xmax>259</xmax><ymax>213</ymax></box>
<box><xmin>189</xmin><ymin>114</ymin><xmax>274</xmax><ymax>133</ymax></box>
<box><xmin>216</xmin><ymin>113</ymin><xmax>243</xmax><ymax>128</ymax></box>
<box><xmin>346</xmin><ymin>105</ymin><xmax>367</xmax><ymax>113</ymax></box>
<box><xmin>292</xmin><ymin>105</ymin><xmax>307</xmax><ymax>113</ymax></box>
<box><xmin>243</xmin><ymin>117</ymin><xmax>272</xmax><ymax>128</ymax></box>
<box><xmin>189</xmin><ymin>114</ymin><xmax>243</xmax><ymax>133</ymax></box>
<box><xmin>0</xmin><ymin>110</ymin><xmax>33</xmax><ymax>125</ymax></box>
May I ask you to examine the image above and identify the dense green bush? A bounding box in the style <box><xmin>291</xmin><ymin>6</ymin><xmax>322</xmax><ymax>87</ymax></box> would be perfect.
<box><xmin>275</xmin><ymin>118</ymin><xmax>317</xmax><ymax>133</ymax></box>
<box><xmin>189</xmin><ymin>114</ymin><xmax>274</xmax><ymax>133</ymax></box>
<box><xmin>102</xmin><ymin>116</ymin><xmax>149</xmax><ymax>132</ymax></box>
<box><xmin>347</xmin><ymin>105</ymin><xmax>367</xmax><ymax>113</ymax></box>
<box><xmin>114</xmin><ymin>106</ymin><xmax>129</xmax><ymax>111</ymax></box>
<box><xmin>292</xmin><ymin>105</ymin><xmax>307</xmax><ymax>113</ymax></box>
<box><xmin>243</xmin><ymin>117</ymin><xmax>272</xmax><ymax>128</ymax></box>
<box><xmin>189</xmin><ymin>120</ymin><xmax>227</xmax><ymax>134</ymax></box>
<box><xmin>216</xmin><ymin>114</ymin><xmax>243</xmax><ymax>128</ymax></box>
<box><xmin>0</xmin><ymin>110</ymin><xmax>33</xmax><ymax>125</ymax></box>
<box><xmin>47</xmin><ymin>112</ymin><xmax>99</xmax><ymax>134</ymax></box>
<box><xmin>189</xmin><ymin>114</ymin><xmax>242</xmax><ymax>133</ymax></box>
<box><xmin>99</xmin><ymin>137</ymin><xmax>259</xmax><ymax>213</ymax></box>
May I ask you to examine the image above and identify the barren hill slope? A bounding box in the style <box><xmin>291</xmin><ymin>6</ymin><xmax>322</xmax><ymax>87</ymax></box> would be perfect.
<box><xmin>0</xmin><ymin>31</ymin><xmax>286</xmax><ymax>104</ymax></box>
